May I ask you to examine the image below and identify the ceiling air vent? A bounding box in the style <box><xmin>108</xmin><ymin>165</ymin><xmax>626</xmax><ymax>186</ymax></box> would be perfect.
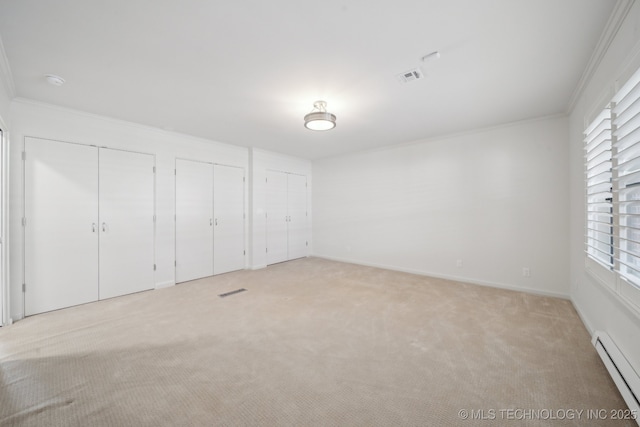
<box><xmin>397</xmin><ymin>68</ymin><xmax>423</xmax><ymax>84</ymax></box>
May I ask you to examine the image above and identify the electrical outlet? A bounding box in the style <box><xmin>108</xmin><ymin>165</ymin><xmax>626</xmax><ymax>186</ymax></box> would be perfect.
<box><xmin>522</xmin><ymin>267</ymin><xmax>531</xmax><ymax>277</ymax></box>
<box><xmin>456</xmin><ymin>259</ymin><xmax>463</xmax><ymax>268</ymax></box>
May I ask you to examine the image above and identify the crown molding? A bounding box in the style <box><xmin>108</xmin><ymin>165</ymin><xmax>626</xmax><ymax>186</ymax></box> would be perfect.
<box><xmin>566</xmin><ymin>0</ymin><xmax>635</xmax><ymax>113</ymax></box>
<box><xmin>0</xmin><ymin>35</ymin><xmax>15</xmax><ymax>99</ymax></box>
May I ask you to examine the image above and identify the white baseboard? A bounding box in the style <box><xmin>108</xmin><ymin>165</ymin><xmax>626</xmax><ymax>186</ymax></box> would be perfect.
<box><xmin>312</xmin><ymin>254</ymin><xmax>570</xmax><ymax>300</ymax></box>
<box><xmin>250</xmin><ymin>264</ymin><xmax>267</xmax><ymax>270</ymax></box>
<box><xmin>155</xmin><ymin>281</ymin><xmax>175</xmax><ymax>289</ymax></box>
<box><xmin>572</xmin><ymin>300</ymin><xmax>595</xmax><ymax>335</ymax></box>
<box><xmin>592</xmin><ymin>331</ymin><xmax>640</xmax><ymax>421</ymax></box>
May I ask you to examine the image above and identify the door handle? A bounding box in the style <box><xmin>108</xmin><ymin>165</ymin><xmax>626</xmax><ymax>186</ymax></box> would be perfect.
<box><xmin>92</xmin><ymin>223</ymin><xmax>96</xmax><ymax>233</ymax></box>
<box><xmin>102</xmin><ymin>222</ymin><xmax>106</xmax><ymax>232</ymax></box>
<box><xmin>215</xmin><ymin>218</ymin><xmax>218</xmax><ymax>226</ymax></box>
<box><xmin>210</xmin><ymin>218</ymin><xmax>213</xmax><ymax>226</ymax></box>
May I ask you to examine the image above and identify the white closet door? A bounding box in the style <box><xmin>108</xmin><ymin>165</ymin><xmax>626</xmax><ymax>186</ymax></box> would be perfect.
<box><xmin>213</xmin><ymin>164</ymin><xmax>245</xmax><ymax>275</ymax></box>
<box><xmin>24</xmin><ymin>138</ymin><xmax>99</xmax><ymax>315</ymax></box>
<box><xmin>266</xmin><ymin>170</ymin><xmax>288</xmax><ymax>265</ymax></box>
<box><xmin>99</xmin><ymin>148</ymin><xmax>155</xmax><ymax>299</ymax></box>
<box><xmin>176</xmin><ymin>159</ymin><xmax>213</xmax><ymax>282</ymax></box>
<box><xmin>287</xmin><ymin>174</ymin><xmax>308</xmax><ymax>260</ymax></box>
<box><xmin>0</xmin><ymin>128</ymin><xmax>4</xmax><ymax>324</ymax></box>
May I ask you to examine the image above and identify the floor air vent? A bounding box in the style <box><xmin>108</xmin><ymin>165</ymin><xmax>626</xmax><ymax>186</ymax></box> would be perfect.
<box><xmin>592</xmin><ymin>331</ymin><xmax>640</xmax><ymax>422</ymax></box>
<box><xmin>218</xmin><ymin>288</ymin><xmax>247</xmax><ymax>298</ymax></box>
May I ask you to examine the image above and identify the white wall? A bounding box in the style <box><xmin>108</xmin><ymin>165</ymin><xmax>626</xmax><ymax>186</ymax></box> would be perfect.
<box><xmin>569</xmin><ymin>2</ymin><xmax>640</xmax><ymax>374</ymax></box>
<box><xmin>0</xmin><ymin>76</ymin><xmax>9</xmax><ymax>128</ymax></box>
<box><xmin>0</xmin><ymin>38</ymin><xmax>11</xmax><ymax>128</ymax></box>
<box><xmin>249</xmin><ymin>148</ymin><xmax>312</xmax><ymax>269</ymax></box>
<box><xmin>0</xmin><ymin>50</ymin><xmax>9</xmax><ymax>326</ymax></box>
<box><xmin>9</xmin><ymin>99</ymin><xmax>249</xmax><ymax>321</ymax></box>
<box><xmin>313</xmin><ymin>115</ymin><xmax>570</xmax><ymax>298</ymax></box>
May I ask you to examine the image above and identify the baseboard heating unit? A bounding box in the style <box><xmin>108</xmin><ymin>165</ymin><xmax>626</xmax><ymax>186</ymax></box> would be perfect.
<box><xmin>592</xmin><ymin>331</ymin><xmax>640</xmax><ymax>424</ymax></box>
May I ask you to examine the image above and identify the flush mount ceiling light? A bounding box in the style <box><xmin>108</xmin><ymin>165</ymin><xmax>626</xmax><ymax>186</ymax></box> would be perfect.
<box><xmin>45</xmin><ymin>74</ymin><xmax>65</xmax><ymax>86</ymax></box>
<box><xmin>304</xmin><ymin>100</ymin><xmax>336</xmax><ymax>131</ymax></box>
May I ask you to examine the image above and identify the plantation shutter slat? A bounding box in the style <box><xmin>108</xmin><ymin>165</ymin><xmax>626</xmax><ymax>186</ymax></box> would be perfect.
<box><xmin>585</xmin><ymin>107</ymin><xmax>613</xmax><ymax>269</ymax></box>
<box><xmin>613</xmin><ymin>70</ymin><xmax>640</xmax><ymax>287</ymax></box>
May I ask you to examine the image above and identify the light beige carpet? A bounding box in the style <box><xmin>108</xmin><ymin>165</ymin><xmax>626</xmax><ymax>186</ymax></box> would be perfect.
<box><xmin>0</xmin><ymin>257</ymin><xmax>633</xmax><ymax>426</ymax></box>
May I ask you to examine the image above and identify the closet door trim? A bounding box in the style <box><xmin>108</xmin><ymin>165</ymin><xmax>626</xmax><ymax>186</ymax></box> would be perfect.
<box><xmin>23</xmin><ymin>136</ymin><xmax>157</xmax><ymax>315</ymax></box>
<box><xmin>213</xmin><ymin>164</ymin><xmax>246</xmax><ymax>275</ymax></box>
<box><xmin>175</xmin><ymin>158</ymin><xmax>214</xmax><ymax>283</ymax></box>
<box><xmin>23</xmin><ymin>137</ymin><xmax>100</xmax><ymax>315</ymax></box>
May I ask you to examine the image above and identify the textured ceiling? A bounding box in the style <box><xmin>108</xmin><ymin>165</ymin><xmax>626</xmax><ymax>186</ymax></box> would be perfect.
<box><xmin>0</xmin><ymin>0</ymin><xmax>617</xmax><ymax>159</ymax></box>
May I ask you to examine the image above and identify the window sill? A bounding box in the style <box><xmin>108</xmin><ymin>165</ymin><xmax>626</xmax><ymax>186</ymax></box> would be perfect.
<box><xmin>585</xmin><ymin>256</ymin><xmax>640</xmax><ymax>320</ymax></box>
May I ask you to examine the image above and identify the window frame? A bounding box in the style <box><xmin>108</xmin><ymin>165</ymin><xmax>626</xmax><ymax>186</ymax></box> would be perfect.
<box><xmin>584</xmin><ymin>67</ymin><xmax>640</xmax><ymax>312</ymax></box>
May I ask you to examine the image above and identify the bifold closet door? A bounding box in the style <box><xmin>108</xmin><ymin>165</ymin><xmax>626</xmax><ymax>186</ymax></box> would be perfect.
<box><xmin>175</xmin><ymin>159</ymin><xmax>213</xmax><ymax>283</ymax></box>
<box><xmin>24</xmin><ymin>138</ymin><xmax>99</xmax><ymax>315</ymax></box>
<box><xmin>287</xmin><ymin>173</ymin><xmax>308</xmax><ymax>260</ymax></box>
<box><xmin>0</xmin><ymin>129</ymin><xmax>3</xmax><ymax>324</ymax></box>
<box><xmin>213</xmin><ymin>165</ymin><xmax>245</xmax><ymax>275</ymax></box>
<box><xmin>99</xmin><ymin>149</ymin><xmax>155</xmax><ymax>299</ymax></box>
<box><xmin>266</xmin><ymin>170</ymin><xmax>288</xmax><ymax>265</ymax></box>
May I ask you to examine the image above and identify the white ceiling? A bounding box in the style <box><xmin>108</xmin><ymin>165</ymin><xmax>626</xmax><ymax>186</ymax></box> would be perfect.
<box><xmin>0</xmin><ymin>0</ymin><xmax>617</xmax><ymax>159</ymax></box>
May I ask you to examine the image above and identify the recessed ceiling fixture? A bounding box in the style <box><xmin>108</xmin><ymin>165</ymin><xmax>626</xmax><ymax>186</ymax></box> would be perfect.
<box><xmin>304</xmin><ymin>101</ymin><xmax>336</xmax><ymax>131</ymax></box>
<box><xmin>45</xmin><ymin>74</ymin><xmax>65</xmax><ymax>86</ymax></box>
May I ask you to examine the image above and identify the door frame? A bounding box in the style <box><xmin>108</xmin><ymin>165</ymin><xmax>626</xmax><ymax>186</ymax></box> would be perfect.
<box><xmin>0</xmin><ymin>127</ymin><xmax>6</xmax><ymax>326</ymax></box>
<box><xmin>22</xmin><ymin>137</ymin><xmax>156</xmax><ymax>317</ymax></box>
<box><xmin>174</xmin><ymin>157</ymin><xmax>247</xmax><ymax>281</ymax></box>
<box><xmin>265</xmin><ymin>169</ymin><xmax>308</xmax><ymax>265</ymax></box>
